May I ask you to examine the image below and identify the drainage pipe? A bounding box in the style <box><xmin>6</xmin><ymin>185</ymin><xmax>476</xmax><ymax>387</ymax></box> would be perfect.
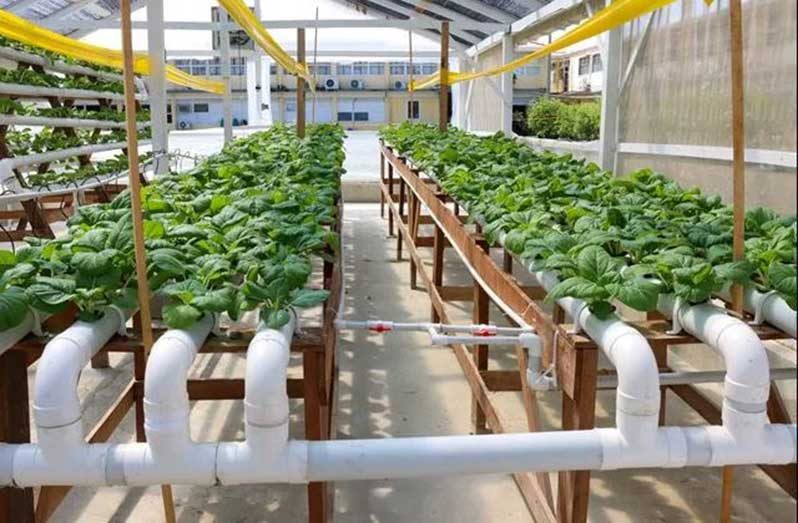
<box><xmin>657</xmin><ymin>294</ymin><xmax>772</xmax><ymax>436</ymax></box>
<box><xmin>108</xmin><ymin>314</ymin><xmax>217</xmax><ymax>486</ymax></box>
<box><xmin>12</xmin><ymin>309</ymin><xmax>127</xmax><ymax>486</ymax></box>
<box><xmin>216</xmin><ymin>313</ymin><xmax>306</xmax><ymax>484</ymax></box>
<box><xmin>717</xmin><ymin>284</ymin><xmax>796</xmax><ymax>338</ymax></box>
<box><xmin>597</xmin><ymin>367</ymin><xmax>797</xmax><ymax>389</ymax></box>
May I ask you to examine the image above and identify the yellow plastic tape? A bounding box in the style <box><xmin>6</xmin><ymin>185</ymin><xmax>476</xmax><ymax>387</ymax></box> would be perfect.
<box><xmin>0</xmin><ymin>9</ymin><xmax>225</xmax><ymax>94</ymax></box>
<box><xmin>411</xmin><ymin>0</ymin><xmax>680</xmax><ymax>91</ymax></box>
<box><xmin>216</xmin><ymin>0</ymin><xmax>313</xmax><ymax>86</ymax></box>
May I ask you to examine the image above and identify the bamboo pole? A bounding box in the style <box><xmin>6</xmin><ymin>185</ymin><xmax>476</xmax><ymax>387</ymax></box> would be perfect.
<box><xmin>296</xmin><ymin>28</ymin><xmax>306</xmax><ymax>139</ymax></box>
<box><xmin>120</xmin><ymin>1</ymin><xmax>175</xmax><ymax>521</ymax></box>
<box><xmin>439</xmin><ymin>21</ymin><xmax>449</xmax><ymax>132</ymax></box>
<box><xmin>722</xmin><ymin>0</ymin><xmax>745</xmax><ymax>520</ymax></box>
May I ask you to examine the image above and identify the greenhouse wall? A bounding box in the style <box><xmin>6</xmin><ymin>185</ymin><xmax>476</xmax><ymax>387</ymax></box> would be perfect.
<box><xmin>616</xmin><ymin>0</ymin><xmax>797</xmax><ymax>214</ymax></box>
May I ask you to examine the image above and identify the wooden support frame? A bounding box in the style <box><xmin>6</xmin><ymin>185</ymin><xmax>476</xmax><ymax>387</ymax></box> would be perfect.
<box><xmin>378</xmin><ymin>142</ymin><xmax>796</xmax><ymax>522</ymax></box>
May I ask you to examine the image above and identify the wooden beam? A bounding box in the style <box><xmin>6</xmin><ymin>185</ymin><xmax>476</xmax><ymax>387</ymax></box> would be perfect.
<box><xmin>439</xmin><ymin>22</ymin><xmax>450</xmax><ymax>132</ymax></box>
<box><xmin>296</xmin><ymin>28</ymin><xmax>306</xmax><ymax>139</ymax></box>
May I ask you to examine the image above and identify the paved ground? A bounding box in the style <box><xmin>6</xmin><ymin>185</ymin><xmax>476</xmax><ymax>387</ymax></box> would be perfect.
<box><xmin>28</xmin><ymin>203</ymin><xmax>794</xmax><ymax>522</ymax></box>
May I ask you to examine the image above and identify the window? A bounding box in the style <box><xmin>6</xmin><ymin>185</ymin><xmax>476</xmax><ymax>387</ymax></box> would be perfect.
<box><xmin>337</xmin><ymin>112</ymin><xmax>353</xmax><ymax>121</ymax></box>
<box><xmin>407</xmin><ymin>100</ymin><xmax>420</xmax><ymax>120</ymax></box>
<box><xmin>310</xmin><ymin>63</ymin><xmax>331</xmax><ymax>76</ymax></box>
<box><xmin>352</xmin><ymin>62</ymin><xmax>368</xmax><ymax>75</ymax></box>
<box><xmin>591</xmin><ymin>53</ymin><xmax>602</xmax><ymax>72</ymax></box>
<box><xmin>578</xmin><ymin>56</ymin><xmax>590</xmax><ymax>75</ymax></box>
<box><xmin>208</xmin><ymin>65</ymin><xmax>221</xmax><ymax>76</ymax></box>
<box><xmin>231</xmin><ymin>57</ymin><xmax>246</xmax><ymax>76</ymax></box>
<box><xmin>191</xmin><ymin>60</ymin><xmax>207</xmax><ymax>76</ymax></box>
<box><xmin>270</xmin><ymin>64</ymin><xmax>278</xmax><ymax>75</ymax></box>
<box><xmin>193</xmin><ymin>103</ymin><xmax>209</xmax><ymax>113</ymax></box>
<box><xmin>389</xmin><ymin>62</ymin><xmax>405</xmax><ymax>75</ymax></box>
<box><xmin>421</xmin><ymin>63</ymin><xmax>437</xmax><ymax>75</ymax></box>
<box><xmin>353</xmin><ymin>112</ymin><xmax>369</xmax><ymax>122</ymax></box>
<box><xmin>338</xmin><ymin>64</ymin><xmax>353</xmax><ymax>75</ymax></box>
<box><xmin>409</xmin><ymin>64</ymin><xmax>421</xmax><ymax>75</ymax></box>
<box><xmin>368</xmin><ymin>63</ymin><xmax>385</xmax><ymax>75</ymax></box>
<box><xmin>177</xmin><ymin>104</ymin><xmax>192</xmax><ymax>113</ymax></box>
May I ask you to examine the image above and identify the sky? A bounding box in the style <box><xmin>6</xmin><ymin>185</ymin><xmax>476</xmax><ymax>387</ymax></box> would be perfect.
<box><xmin>82</xmin><ymin>0</ymin><xmax>441</xmax><ymax>57</ymax></box>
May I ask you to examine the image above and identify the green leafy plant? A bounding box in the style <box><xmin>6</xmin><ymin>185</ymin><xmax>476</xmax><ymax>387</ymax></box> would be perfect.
<box><xmin>0</xmin><ymin>124</ymin><xmax>345</xmax><ymax>332</ymax></box>
<box><xmin>379</xmin><ymin>123</ymin><xmax>797</xmax><ymax>316</ymax></box>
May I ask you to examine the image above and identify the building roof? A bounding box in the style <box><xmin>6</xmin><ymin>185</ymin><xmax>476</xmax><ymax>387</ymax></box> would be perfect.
<box><xmin>1</xmin><ymin>0</ymin><xmax>149</xmax><ymax>36</ymax></box>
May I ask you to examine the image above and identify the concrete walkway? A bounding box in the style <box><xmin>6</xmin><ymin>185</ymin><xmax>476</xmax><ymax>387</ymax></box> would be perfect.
<box><xmin>27</xmin><ymin>204</ymin><xmax>797</xmax><ymax>522</ymax></box>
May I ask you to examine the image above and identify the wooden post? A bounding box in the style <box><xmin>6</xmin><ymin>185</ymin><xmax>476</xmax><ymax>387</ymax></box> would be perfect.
<box><xmin>120</xmin><ymin>2</ymin><xmax>175</xmax><ymax>521</ymax></box>
<box><xmin>0</xmin><ymin>351</ymin><xmax>35</xmax><ymax>522</ymax></box>
<box><xmin>723</xmin><ymin>0</ymin><xmax>745</xmax><ymax>519</ymax></box>
<box><xmin>439</xmin><ymin>22</ymin><xmax>450</xmax><ymax>132</ymax></box>
<box><xmin>296</xmin><ymin>29</ymin><xmax>306</xmax><ymax>139</ymax></box>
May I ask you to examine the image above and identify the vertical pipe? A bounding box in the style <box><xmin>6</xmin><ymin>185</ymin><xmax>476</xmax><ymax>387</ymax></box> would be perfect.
<box><xmin>146</xmin><ymin>0</ymin><xmax>168</xmax><ymax>173</ymax></box>
<box><xmin>296</xmin><ymin>29</ymin><xmax>306</xmax><ymax>138</ymax></box>
<box><xmin>121</xmin><ymin>3</ymin><xmax>173</xmax><ymax>520</ymax></box>
<box><xmin>438</xmin><ymin>21</ymin><xmax>449</xmax><ymax>132</ymax></box>
<box><xmin>220</xmin><ymin>7</ymin><xmax>233</xmax><ymax>144</ymax></box>
<box><xmin>598</xmin><ymin>0</ymin><xmax>621</xmax><ymax>172</ymax></box>
<box><xmin>253</xmin><ymin>0</ymin><xmax>264</xmax><ymax>126</ymax></box>
<box><xmin>500</xmin><ymin>33</ymin><xmax>513</xmax><ymax>135</ymax></box>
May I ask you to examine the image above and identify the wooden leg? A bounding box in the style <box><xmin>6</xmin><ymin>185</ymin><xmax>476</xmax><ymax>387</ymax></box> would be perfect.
<box><xmin>471</xmin><ymin>255</ymin><xmax>490</xmax><ymax>434</ymax></box>
<box><xmin>557</xmin><ymin>347</ymin><xmax>598</xmax><ymax>523</ymax></box>
<box><xmin>652</xmin><ymin>342</ymin><xmax>668</xmax><ymax>426</ymax></box>
<box><xmin>304</xmin><ymin>350</ymin><xmax>328</xmax><ymax>523</ymax></box>
<box><xmin>387</xmin><ymin>164</ymin><xmax>395</xmax><ymax>237</ymax></box>
<box><xmin>379</xmin><ymin>153</ymin><xmax>385</xmax><ymax>218</ymax></box>
<box><xmin>20</xmin><ymin>200</ymin><xmax>54</xmax><ymax>239</ymax></box>
<box><xmin>431</xmin><ymin>225</ymin><xmax>445</xmax><ymax>322</ymax></box>
<box><xmin>408</xmin><ymin>194</ymin><xmax>420</xmax><ymax>290</ymax></box>
<box><xmin>503</xmin><ymin>250</ymin><xmax>513</xmax><ymax>274</ymax></box>
<box><xmin>0</xmin><ymin>350</ymin><xmax>35</xmax><ymax>523</ymax></box>
<box><xmin>90</xmin><ymin>351</ymin><xmax>110</xmax><ymax>369</ymax></box>
<box><xmin>396</xmin><ymin>180</ymin><xmax>406</xmax><ymax>261</ymax></box>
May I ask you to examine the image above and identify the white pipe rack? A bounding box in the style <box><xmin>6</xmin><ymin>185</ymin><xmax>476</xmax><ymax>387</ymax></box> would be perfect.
<box><xmin>0</xmin><ymin>159</ymin><xmax>155</xmax><ymax>206</ymax></box>
<box><xmin>0</xmin><ymin>82</ymin><xmax>139</xmax><ymax>102</ymax></box>
<box><xmin>0</xmin><ymin>114</ymin><xmax>149</xmax><ymax>130</ymax></box>
<box><xmin>0</xmin><ymin>140</ymin><xmax>151</xmax><ymax>171</ymax></box>
<box><xmin>1</xmin><ymin>312</ymin><xmax>794</xmax><ymax>488</ymax></box>
<box><xmin>0</xmin><ymin>46</ymin><xmax>126</xmax><ymax>85</ymax></box>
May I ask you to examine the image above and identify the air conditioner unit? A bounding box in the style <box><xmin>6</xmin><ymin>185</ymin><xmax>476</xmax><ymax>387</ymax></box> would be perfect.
<box><xmin>393</xmin><ymin>80</ymin><xmax>407</xmax><ymax>91</ymax></box>
<box><xmin>323</xmin><ymin>77</ymin><xmax>339</xmax><ymax>91</ymax></box>
<box><xmin>350</xmin><ymin>79</ymin><xmax>365</xmax><ymax>90</ymax></box>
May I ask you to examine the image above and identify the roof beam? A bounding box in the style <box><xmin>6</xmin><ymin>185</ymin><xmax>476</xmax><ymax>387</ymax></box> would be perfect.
<box><xmin>8</xmin><ymin>0</ymin><xmax>43</xmax><ymax>15</ymax></box>
<box><xmin>165</xmin><ymin>49</ymin><xmax>441</xmax><ymax>58</ymax></box>
<box><xmin>63</xmin><ymin>18</ymin><xmax>505</xmax><ymax>32</ymax></box>
<box><xmin>361</xmin><ymin>0</ymin><xmax>477</xmax><ymax>45</ymax></box>
<box><xmin>437</xmin><ymin>0</ymin><xmax>519</xmax><ymax>24</ymax></box>
<box><xmin>39</xmin><ymin>0</ymin><xmax>101</xmax><ymax>28</ymax></box>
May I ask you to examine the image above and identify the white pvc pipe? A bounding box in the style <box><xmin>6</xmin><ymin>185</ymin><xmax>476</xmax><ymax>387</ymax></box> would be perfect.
<box><xmin>0</xmin><ymin>82</ymin><xmax>132</xmax><ymax>102</ymax></box>
<box><xmin>657</xmin><ymin>294</ymin><xmax>772</xmax><ymax>435</ymax></box>
<box><xmin>217</xmin><ymin>313</ymin><xmax>305</xmax><ymax>484</ymax></box>
<box><xmin>531</xmin><ymin>269</ymin><xmax>661</xmax><ymax>445</ymax></box>
<box><xmin>1</xmin><ymin>140</ymin><xmax>150</xmax><ymax>170</ymax></box>
<box><xmin>598</xmin><ymin>367</ymin><xmax>797</xmax><ymax>389</ymax></box>
<box><xmin>0</xmin><ymin>115</ymin><xmax>149</xmax><ymax>130</ymax></box>
<box><xmin>717</xmin><ymin>284</ymin><xmax>797</xmax><ymax>338</ymax></box>
<box><xmin>12</xmin><ymin>310</ymin><xmax>126</xmax><ymax>486</ymax></box>
<box><xmin>111</xmin><ymin>315</ymin><xmax>216</xmax><ymax>486</ymax></box>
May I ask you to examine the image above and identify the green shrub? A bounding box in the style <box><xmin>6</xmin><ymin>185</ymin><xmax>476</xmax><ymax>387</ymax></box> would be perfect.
<box><xmin>526</xmin><ymin>97</ymin><xmax>601</xmax><ymax>141</ymax></box>
<box><xmin>526</xmin><ymin>97</ymin><xmax>563</xmax><ymax>139</ymax></box>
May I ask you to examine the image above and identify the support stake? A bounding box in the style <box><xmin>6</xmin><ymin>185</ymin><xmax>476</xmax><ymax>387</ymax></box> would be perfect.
<box><xmin>121</xmin><ymin>2</ymin><xmax>174</xmax><ymax>521</ymax></box>
<box><xmin>297</xmin><ymin>28</ymin><xmax>306</xmax><ymax>139</ymax></box>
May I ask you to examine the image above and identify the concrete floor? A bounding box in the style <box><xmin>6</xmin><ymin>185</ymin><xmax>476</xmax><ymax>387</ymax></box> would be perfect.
<box><xmin>21</xmin><ymin>203</ymin><xmax>792</xmax><ymax>522</ymax></box>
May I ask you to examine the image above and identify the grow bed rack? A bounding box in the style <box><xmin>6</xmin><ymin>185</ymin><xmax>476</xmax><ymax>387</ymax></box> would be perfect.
<box><xmin>0</xmin><ymin>41</ymin><xmax>149</xmax><ymax>242</ymax></box>
<box><xmin>379</xmin><ymin>141</ymin><xmax>796</xmax><ymax>523</ymax></box>
<box><xmin>0</xmin><ymin>198</ymin><xmax>342</xmax><ymax>523</ymax></box>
